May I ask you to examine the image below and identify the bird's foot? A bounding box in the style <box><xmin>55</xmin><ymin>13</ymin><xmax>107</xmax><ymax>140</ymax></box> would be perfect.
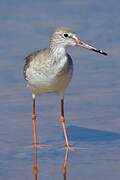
<box><xmin>65</xmin><ymin>144</ymin><xmax>74</xmax><ymax>151</ymax></box>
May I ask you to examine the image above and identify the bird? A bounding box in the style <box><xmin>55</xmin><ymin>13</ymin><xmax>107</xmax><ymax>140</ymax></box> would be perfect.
<box><xmin>24</xmin><ymin>27</ymin><xmax>107</xmax><ymax>150</ymax></box>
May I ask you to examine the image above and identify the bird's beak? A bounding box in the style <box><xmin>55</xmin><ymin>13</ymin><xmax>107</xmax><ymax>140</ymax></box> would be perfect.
<box><xmin>75</xmin><ymin>40</ymin><xmax>108</xmax><ymax>56</ymax></box>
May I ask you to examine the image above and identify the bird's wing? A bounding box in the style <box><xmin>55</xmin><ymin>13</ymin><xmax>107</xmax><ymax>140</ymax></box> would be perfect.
<box><xmin>24</xmin><ymin>49</ymin><xmax>49</xmax><ymax>80</ymax></box>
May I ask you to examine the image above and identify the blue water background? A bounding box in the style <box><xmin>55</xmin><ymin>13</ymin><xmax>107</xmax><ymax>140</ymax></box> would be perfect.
<box><xmin>0</xmin><ymin>0</ymin><xmax>120</xmax><ymax>179</ymax></box>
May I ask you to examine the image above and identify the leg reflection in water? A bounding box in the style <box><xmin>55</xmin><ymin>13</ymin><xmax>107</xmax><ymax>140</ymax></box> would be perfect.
<box><xmin>62</xmin><ymin>148</ymin><xmax>69</xmax><ymax>180</ymax></box>
<box><xmin>33</xmin><ymin>145</ymin><xmax>70</xmax><ymax>180</ymax></box>
<box><xmin>33</xmin><ymin>144</ymin><xmax>38</xmax><ymax>180</ymax></box>
<box><xmin>33</xmin><ymin>147</ymin><xmax>69</xmax><ymax>180</ymax></box>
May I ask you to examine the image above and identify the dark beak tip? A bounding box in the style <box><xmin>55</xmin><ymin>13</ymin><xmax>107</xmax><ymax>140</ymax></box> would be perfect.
<box><xmin>102</xmin><ymin>51</ymin><xmax>108</xmax><ymax>56</ymax></box>
<box><xmin>92</xmin><ymin>48</ymin><xmax>108</xmax><ymax>56</ymax></box>
<box><xmin>97</xmin><ymin>50</ymin><xmax>108</xmax><ymax>56</ymax></box>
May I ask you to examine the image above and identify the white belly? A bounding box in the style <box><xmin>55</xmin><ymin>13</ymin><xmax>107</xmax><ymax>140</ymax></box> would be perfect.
<box><xmin>26</xmin><ymin>55</ymin><xmax>73</xmax><ymax>95</ymax></box>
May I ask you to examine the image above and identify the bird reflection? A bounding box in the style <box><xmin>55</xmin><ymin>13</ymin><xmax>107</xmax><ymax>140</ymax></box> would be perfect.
<box><xmin>33</xmin><ymin>145</ymin><xmax>38</xmax><ymax>180</ymax></box>
<box><xmin>32</xmin><ymin>146</ymin><xmax>69</xmax><ymax>180</ymax></box>
<box><xmin>62</xmin><ymin>148</ymin><xmax>69</xmax><ymax>180</ymax></box>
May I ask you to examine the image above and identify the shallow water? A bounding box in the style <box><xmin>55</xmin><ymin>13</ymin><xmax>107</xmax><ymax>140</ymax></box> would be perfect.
<box><xmin>0</xmin><ymin>0</ymin><xmax>120</xmax><ymax>179</ymax></box>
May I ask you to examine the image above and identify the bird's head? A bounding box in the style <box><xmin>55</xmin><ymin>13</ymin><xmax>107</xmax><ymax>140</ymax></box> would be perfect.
<box><xmin>50</xmin><ymin>27</ymin><xmax>78</xmax><ymax>48</ymax></box>
<box><xmin>50</xmin><ymin>26</ymin><xmax>107</xmax><ymax>56</ymax></box>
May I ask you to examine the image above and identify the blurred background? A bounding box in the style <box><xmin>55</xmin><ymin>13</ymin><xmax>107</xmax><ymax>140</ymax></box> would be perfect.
<box><xmin>0</xmin><ymin>0</ymin><xmax>120</xmax><ymax>180</ymax></box>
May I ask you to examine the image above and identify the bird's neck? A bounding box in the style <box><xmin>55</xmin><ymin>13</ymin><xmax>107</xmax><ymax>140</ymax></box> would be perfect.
<box><xmin>49</xmin><ymin>45</ymin><xmax>67</xmax><ymax>60</ymax></box>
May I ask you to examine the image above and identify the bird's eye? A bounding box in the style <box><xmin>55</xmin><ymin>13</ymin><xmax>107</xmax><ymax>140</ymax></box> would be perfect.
<box><xmin>64</xmin><ymin>33</ymin><xmax>69</xmax><ymax>38</ymax></box>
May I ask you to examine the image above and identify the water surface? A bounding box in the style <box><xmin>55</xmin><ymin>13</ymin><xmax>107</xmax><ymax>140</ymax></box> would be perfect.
<box><xmin>0</xmin><ymin>0</ymin><xmax>120</xmax><ymax>179</ymax></box>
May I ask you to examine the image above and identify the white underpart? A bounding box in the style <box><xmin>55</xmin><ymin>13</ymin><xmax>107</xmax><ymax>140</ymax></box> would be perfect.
<box><xmin>26</xmin><ymin>47</ymin><xmax>73</xmax><ymax>95</ymax></box>
<box><xmin>32</xmin><ymin>93</ymin><xmax>35</xmax><ymax>99</ymax></box>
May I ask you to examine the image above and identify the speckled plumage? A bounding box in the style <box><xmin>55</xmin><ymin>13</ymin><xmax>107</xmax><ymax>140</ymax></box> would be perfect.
<box><xmin>24</xmin><ymin>27</ymin><xmax>75</xmax><ymax>95</ymax></box>
<box><xmin>24</xmin><ymin>26</ymin><xmax>107</xmax><ymax>149</ymax></box>
<box><xmin>24</xmin><ymin>27</ymin><xmax>107</xmax><ymax>96</ymax></box>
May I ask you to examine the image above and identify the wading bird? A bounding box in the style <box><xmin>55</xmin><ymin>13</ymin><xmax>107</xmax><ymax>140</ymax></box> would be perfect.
<box><xmin>24</xmin><ymin>27</ymin><xmax>107</xmax><ymax>150</ymax></box>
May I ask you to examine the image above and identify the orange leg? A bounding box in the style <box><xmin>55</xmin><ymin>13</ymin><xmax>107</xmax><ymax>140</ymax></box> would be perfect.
<box><xmin>32</xmin><ymin>94</ymin><xmax>38</xmax><ymax>179</ymax></box>
<box><xmin>60</xmin><ymin>97</ymin><xmax>70</xmax><ymax>148</ymax></box>
<box><xmin>32</xmin><ymin>94</ymin><xmax>37</xmax><ymax>149</ymax></box>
